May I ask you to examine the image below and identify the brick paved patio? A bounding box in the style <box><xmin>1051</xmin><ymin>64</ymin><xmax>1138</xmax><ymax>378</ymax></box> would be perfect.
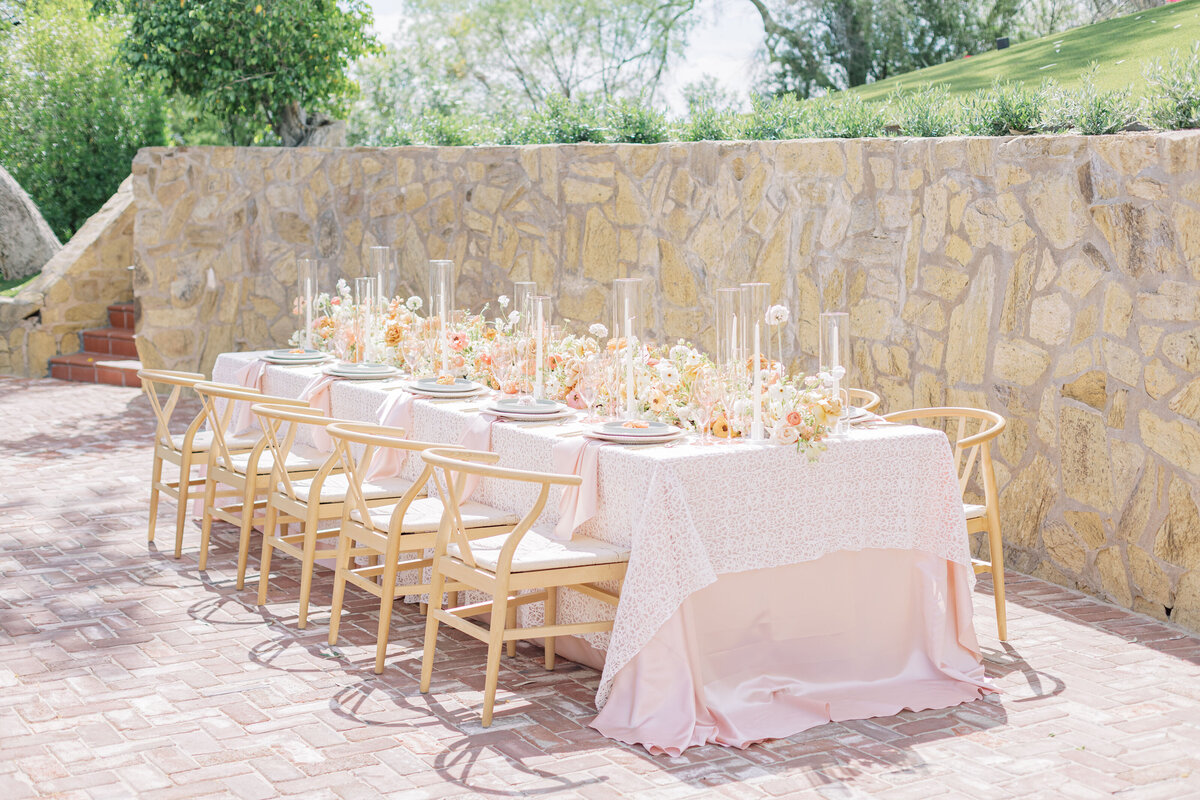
<box><xmin>2</xmin><ymin>376</ymin><xmax>1199</xmax><ymax>800</ymax></box>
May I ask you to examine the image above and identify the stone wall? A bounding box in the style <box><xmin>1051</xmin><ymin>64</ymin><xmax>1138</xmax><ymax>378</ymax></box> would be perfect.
<box><xmin>131</xmin><ymin>135</ymin><xmax>1200</xmax><ymax>631</ymax></box>
<box><xmin>0</xmin><ymin>177</ymin><xmax>135</xmax><ymax>376</ymax></box>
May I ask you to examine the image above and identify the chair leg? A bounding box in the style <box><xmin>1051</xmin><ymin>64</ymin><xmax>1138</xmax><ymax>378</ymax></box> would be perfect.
<box><xmin>328</xmin><ymin>530</ymin><xmax>352</xmax><ymax>647</ymax></box>
<box><xmin>544</xmin><ymin>587</ymin><xmax>556</xmax><ymax>671</ymax></box>
<box><xmin>297</xmin><ymin>509</ymin><xmax>321</xmax><ymax>629</ymax></box>
<box><xmin>506</xmin><ymin>604</ymin><xmax>518</xmax><ymax>658</ymax></box>
<box><xmin>257</xmin><ymin>502</ymin><xmax>278</xmax><ymax>606</ymax></box>
<box><xmin>235</xmin><ymin>483</ymin><xmax>258</xmax><ymax>590</ymax></box>
<box><xmin>374</xmin><ymin>555</ymin><xmax>400</xmax><ymax>674</ymax></box>
<box><xmin>419</xmin><ymin>565</ymin><xmax>448</xmax><ymax>693</ymax></box>
<box><xmin>986</xmin><ymin>512</ymin><xmax>1008</xmax><ymax>641</ymax></box>
<box><xmin>174</xmin><ymin>452</ymin><xmax>194</xmax><ymax>558</ymax></box>
<box><xmin>481</xmin><ymin>592</ymin><xmax>510</xmax><ymax>727</ymax></box>
<box><xmin>198</xmin><ymin>474</ymin><xmax>218</xmax><ymax>569</ymax></box>
<box><xmin>148</xmin><ymin>452</ymin><xmax>163</xmax><ymax>543</ymax></box>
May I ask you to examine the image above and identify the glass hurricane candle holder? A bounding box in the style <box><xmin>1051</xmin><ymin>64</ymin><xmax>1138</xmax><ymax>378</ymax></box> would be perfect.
<box><xmin>512</xmin><ymin>280</ymin><xmax>536</xmax><ymax>334</ymax></box>
<box><xmin>353</xmin><ymin>277</ymin><xmax>376</xmax><ymax>364</ymax></box>
<box><xmin>527</xmin><ymin>295</ymin><xmax>551</xmax><ymax>400</ymax></box>
<box><xmin>611</xmin><ymin>278</ymin><xmax>645</xmax><ymax>419</ymax></box>
<box><xmin>819</xmin><ymin>310</ymin><xmax>851</xmax><ymax>433</ymax></box>
<box><xmin>740</xmin><ymin>283</ymin><xmax>769</xmax><ymax>440</ymax></box>
<box><xmin>428</xmin><ymin>260</ymin><xmax>455</xmax><ymax>376</ymax></box>
<box><xmin>296</xmin><ymin>257</ymin><xmax>319</xmax><ymax>351</ymax></box>
<box><xmin>369</xmin><ymin>246</ymin><xmax>394</xmax><ymax>310</ymax></box>
<box><xmin>716</xmin><ymin>287</ymin><xmax>743</xmax><ymax>377</ymax></box>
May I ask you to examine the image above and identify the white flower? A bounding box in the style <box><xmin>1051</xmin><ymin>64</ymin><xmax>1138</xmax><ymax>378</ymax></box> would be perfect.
<box><xmin>406</xmin><ymin>296</ymin><xmax>422</xmax><ymax>311</ymax></box>
<box><xmin>766</xmin><ymin>382</ymin><xmax>786</xmax><ymax>402</ymax></box>
<box><xmin>831</xmin><ymin>365</ymin><xmax>846</xmax><ymax>380</ymax></box>
<box><xmin>508</xmin><ymin>310</ymin><xmax>521</xmax><ymax>325</ymax></box>
<box><xmin>766</xmin><ymin>304</ymin><xmax>790</xmax><ymax>326</ymax></box>
<box><xmin>669</xmin><ymin>344</ymin><xmax>691</xmax><ymax>362</ymax></box>
<box><xmin>498</xmin><ymin>295</ymin><xmax>510</xmax><ymax>308</ymax></box>
<box><xmin>657</xmin><ymin>362</ymin><xmax>680</xmax><ymax>386</ymax></box>
<box><xmin>589</xmin><ymin>323</ymin><xmax>608</xmax><ymax>339</ymax></box>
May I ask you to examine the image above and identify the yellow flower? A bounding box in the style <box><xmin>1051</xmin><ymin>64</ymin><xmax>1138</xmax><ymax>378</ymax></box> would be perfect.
<box><xmin>254</xmin><ymin>3</ymin><xmax>263</xmax><ymax>12</ymax></box>
<box><xmin>648</xmin><ymin>388</ymin><xmax>668</xmax><ymax>414</ymax></box>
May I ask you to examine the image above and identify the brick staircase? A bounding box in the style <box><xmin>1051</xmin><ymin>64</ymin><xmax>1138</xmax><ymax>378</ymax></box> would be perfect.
<box><xmin>48</xmin><ymin>303</ymin><xmax>141</xmax><ymax>387</ymax></box>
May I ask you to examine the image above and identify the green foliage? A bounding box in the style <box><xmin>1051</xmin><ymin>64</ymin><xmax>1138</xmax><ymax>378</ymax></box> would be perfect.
<box><xmin>605</xmin><ymin>99</ymin><xmax>668</xmax><ymax>144</ymax></box>
<box><xmin>679</xmin><ymin>104</ymin><xmax>739</xmax><ymax>142</ymax></box>
<box><xmin>740</xmin><ymin>94</ymin><xmax>809</xmax><ymax>140</ymax></box>
<box><xmin>501</xmin><ymin>95</ymin><xmax>606</xmax><ymax>144</ymax></box>
<box><xmin>416</xmin><ymin>111</ymin><xmax>480</xmax><ymax>146</ymax></box>
<box><xmin>1061</xmin><ymin>66</ymin><xmax>1137</xmax><ymax>135</ymax></box>
<box><xmin>0</xmin><ymin>0</ymin><xmax>167</xmax><ymax>241</ymax></box>
<box><xmin>962</xmin><ymin>80</ymin><xmax>1047</xmax><ymax>135</ymax></box>
<box><xmin>120</xmin><ymin>0</ymin><xmax>377</xmax><ymax>145</ymax></box>
<box><xmin>821</xmin><ymin>96</ymin><xmax>888</xmax><ymax>138</ymax></box>
<box><xmin>1144</xmin><ymin>43</ymin><xmax>1200</xmax><ymax>131</ymax></box>
<box><xmin>894</xmin><ymin>85</ymin><xmax>958</xmax><ymax>137</ymax></box>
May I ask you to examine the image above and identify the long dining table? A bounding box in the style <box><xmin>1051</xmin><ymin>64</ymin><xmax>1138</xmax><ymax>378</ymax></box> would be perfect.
<box><xmin>214</xmin><ymin>351</ymin><xmax>992</xmax><ymax>755</ymax></box>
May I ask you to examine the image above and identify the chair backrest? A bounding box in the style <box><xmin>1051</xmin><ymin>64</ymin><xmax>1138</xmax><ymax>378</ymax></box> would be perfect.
<box><xmin>847</xmin><ymin>387</ymin><xmax>881</xmax><ymax>413</ymax></box>
<box><xmin>138</xmin><ymin>368</ymin><xmax>207</xmax><ymax>452</ymax></box>
<box><xmin>881</xmin><ymin>406</ymin><xmax>1006</xmax><ymax>501</ymax></box>
<box><xmin>324</xmin><ymin>422</ymin><xmax>434</xmax><ymax>535</ymax></box>
<box><xmin>251</xmin><ymin>403</ymin><xmax>349</xmax><ymax>501</ymax></box>
<box><xmin>193</xmin><ymin>381</ymin><xmax>308</xmax><ymax>471</ymax></box>
<box><xmin>420</xmin><ymin>446</ymin><xmax>582</xmax><ymax>576</ymax></box>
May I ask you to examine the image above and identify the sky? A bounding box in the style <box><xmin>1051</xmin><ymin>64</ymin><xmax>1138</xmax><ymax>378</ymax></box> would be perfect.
<box><xmin>365</xmin><ymin>0</ymin><xmax>767</xmax><ymax>114</ymax></box>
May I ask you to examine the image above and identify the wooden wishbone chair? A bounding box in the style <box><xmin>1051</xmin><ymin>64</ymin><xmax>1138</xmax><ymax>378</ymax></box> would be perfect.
<box><xmin>192</xmin><ymin>381</ymin><xmax>316</xmax><ymax>588</ymax></box>
<box><xmin>847</xmin><ymin>387</ymin><xmax>882</xmax><ymax>413</ymax></box>
<box><xmin>882</xmin><ymin>406</ymin><xmax>1008</xmax><ymax>640</ymax></box>
<box><xmin>252</xmin><ymin>406</ymin><xmax>417</xmax><ymax>629</ymax></box>
<box><xmin>138</xmin><ymin>368</ymin><xmax>228</xmax><ymax>556</ymax></box>
<box><xmin>324</xmin><ymin>423</ymin><xmax>519</xmax><ymax>674</ymax></box>
<box><xmin>418</xmin><ymin>447</ymin><xmax>630</xmax><ymax>727</ymax></box>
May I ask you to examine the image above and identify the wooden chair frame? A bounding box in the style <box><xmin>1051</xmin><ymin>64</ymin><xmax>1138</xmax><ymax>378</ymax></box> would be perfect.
<box><xmin>193</xmin><ymin>381</ymin><xmax>313</xmax><ymax>588</ymax></box>
<box><xmin>252</xmin><ymin>405</ymin><xmax>410</xmax><ymax>629</ymax></box>
<box><xmin>324</xmin><ymin>423</ymin><xmax>513</xmax><ymax>674</ymax></box>
<box><xmin>138</xmin><ymin>368</ymin><xmax>208</xmax><ymax>556</ymax></box>
<box><xmin>417</xmin><ymin>447</ymin><xmax>628</xmax><ymax>727</ymax></box>
<box><xmin>847</xmin><ymin>387</ymin><xmax>882</xmax><ymax>413</ymax></box>
<box><xmin>883</xmin><ymin>406</ymin><xmax>1008</xmax><ymax>640</ymax></box>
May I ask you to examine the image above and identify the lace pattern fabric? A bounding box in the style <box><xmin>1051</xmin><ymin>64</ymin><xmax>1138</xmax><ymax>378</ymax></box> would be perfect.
<box><xmin>214</xmin><ymin>353</ymin><xmax>972</xmax><ymax>710</ymax></box>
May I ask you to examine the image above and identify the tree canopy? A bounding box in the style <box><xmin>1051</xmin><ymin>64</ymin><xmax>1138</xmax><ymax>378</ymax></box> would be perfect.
<box><xmin>118</xmin><ymin>0</ymin><xmax>378</xmax><ymax>145</ymax></box>
<box><xmin>747</xmin><ymin>0</ymin><xmax>1022</xmax><ymax>97</ymax></box>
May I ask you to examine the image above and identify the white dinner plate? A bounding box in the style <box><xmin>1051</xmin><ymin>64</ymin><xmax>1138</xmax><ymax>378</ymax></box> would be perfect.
<box><xmin>490</xmin><ymin>397</ymin><xmax>566</xmax><ymax>415</ymax></box>
<box><xmin>597</xmin><ymin>420</ymin><xmax>680</xmax><ymax>438</ymax></box>
<box><xmin>325</xmin><ymin>364</ymin><xmax>399</xmax><ymax>380</ymax></box>
<box><xmin>269</xmin><ymin>348</ymin><xmax>324</xmax><ymax>360</ymax></box>
<box><xmin>487</xmin><ymin>407</ymin><xmax>576</xmax><ymax>422</ymax></box>
<box><xmin>262</xmin><ymin>353</ymin><xmax>329</xmax><ymax>365</ymax></box>
<box><xmin>404</xmin><ymin>383</ymin><xmax>488</xmax><ymax>399</ymax></box>
<box><xmin>413</xmin><ymin>377</ymin><xmax>483</xmax><ymax>394</ymax></box>
<box><xmin>585</xmin><ymin>429</ymin><xmax>686</xmax><ymax>445</ymax></box>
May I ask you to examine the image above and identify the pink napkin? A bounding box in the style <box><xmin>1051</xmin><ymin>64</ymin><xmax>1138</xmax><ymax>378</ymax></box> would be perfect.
<box><xmin>228</xmin><ymin>358</ymin><xmax>268</xmax><ymax>435</ymax></box>
<box><xmin>455</xmin><ymin>412</ymin><xmax>500</xmax><ymax>503</ymax></box>
<box><xmin>299</xmin><ymin>374</ymin><xmax>337</xmax><ymax>450</ymax></box>
<box><xmin>365</xmin><ymin>391</ymin><xmax>418</xmax><ymax>480</ymax></box>
<box><xmin>551</xmin><ymin>436</ymin><xmax>609</xmax><ymax>540</ymax></box>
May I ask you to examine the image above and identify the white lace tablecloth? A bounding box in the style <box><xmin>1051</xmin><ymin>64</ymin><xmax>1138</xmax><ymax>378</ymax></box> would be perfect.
<box><xmin>214</xmin><ymin>351</ymin><xmax>971</xmax><ymax>708</ymax></box>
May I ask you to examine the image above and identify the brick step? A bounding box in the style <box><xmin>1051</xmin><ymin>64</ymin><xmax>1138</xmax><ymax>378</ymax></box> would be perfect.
<box><xmin>108</xmin><ymin>303</ymin><xmax>135</xmax><ymax>330</ymax></box>
<box><xmin>80</xmin><ymin>327</ymin><xmax>139</xmax><ymax>358</ymax></box>
<box><xmin>48</xmin><ymin>352</ymin><xmax>142</xmax><ymax>388</ymax></box>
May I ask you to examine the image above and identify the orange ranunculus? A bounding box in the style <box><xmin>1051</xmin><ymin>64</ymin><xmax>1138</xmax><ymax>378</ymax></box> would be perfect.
<box><xmin>711</xmin><ymin>415</ymin><xmax>731</xmax><ymax>438</ymax></box>
<box><xmin>384</xmin><ymin>322</ymin><xmax>403</xmax><ymax>347</ymax></box>
<box><xmin>786</xmin><ymin>410</ymin><xmax>802</xmax><ymax>426</ymax></box>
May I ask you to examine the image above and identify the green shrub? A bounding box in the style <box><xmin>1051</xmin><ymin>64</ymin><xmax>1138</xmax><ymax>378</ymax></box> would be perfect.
<box><xmin>0</xmin><ymin>0</ymin><xmax>167</xmax><ymax>241</ymax></box>
<box><xmin>1144</xmin><ymin>43</ymin><xmax>1200</xmax><ymax>131</ymax></box>
<box><xmin>962</xmin><ymin>80</ymin><xmax>1046</xmax><ymax>136</ymax></box>
<box><xmin>606</xmin><ymin>99</ymin><xmax>668</xmax><ymax>144</ymax></box>
<box><xmin>822</xmin><ymin>96</ymin><xmax>889</xmax><ymax>138</ymax></box>
<box><xmin>417</xmin><ymin>111</ymin><xmax>482</xmax><ymax>146</ymax></box>
<box><xmin>894</xmin><ymin>85</ymin><xmax>959</xmax><ymax>137</ymax></box>
<box><xmin>1061</xmin><ymin>66</ymin><xmax>1138</xmax><ymax>135</ymax></box>
<box><xmin>679</xmin><ymin>104</ymin><xmax>739</xmax><ymax>142</ymax></box>
<box><xmin>739</xmin><ymin>94</ymin><xmax>809</xmax><ymax>140</ymax></box>
<box><xmin>502</xmin><ymin>95</ymin><xmax>606</xmax><ymax>144</ymax></box>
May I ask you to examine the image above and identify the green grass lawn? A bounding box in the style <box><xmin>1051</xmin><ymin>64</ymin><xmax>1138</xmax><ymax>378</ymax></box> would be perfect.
<box><xmin>0</xmin><ymin>273</ymin><xmax>38</xmax><ymax>297</ymax></box>
<box><xmin>853</xmin><ymin>0</ymin><xmax>1200</xmax><ymax>102</ymax></box>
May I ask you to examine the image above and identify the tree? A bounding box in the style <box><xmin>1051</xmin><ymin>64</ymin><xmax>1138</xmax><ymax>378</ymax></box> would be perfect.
<box><xmin>747</xmin><ymin>0</ymin><xmax>1022</xmax><ymax>97</ymax></box>
<box><xmin>118</xmin><ymin>0</ymin><xmax>378</xmax><ymax>146</ymax></box>
<box><xmin>375</xmin><ymin>0</ymin><xmax>696</xmax><ymax>115</ymax></box>
<box><xmin>0</xmin><ymin>0</ymin><xmax>166</xmax><ymax>240</ymax></box>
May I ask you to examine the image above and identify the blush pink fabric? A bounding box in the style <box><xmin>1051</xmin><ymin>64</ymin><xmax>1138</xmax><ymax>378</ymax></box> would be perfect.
<box><xmin>456</xmin><ymin>412</ymin><xmax>499</xmax><ymax>502</ymax></box>
<box><xmin>551</xmin><ymin>436</ymin><xmax>610</xmax><ymax>541</ymax></box>
<box><xmin>298</xmin><ymin>374</ymin><xmax>336</xmax><ymax>449</ymax></box>
<box><xmin>225</xmin><ymin>358</ymin><xmax>268</xmax><ymax>436</ymax></box>
<box><xmin>365</xmin><ymin>391</ymin><xmax>418</xmax><ymax>480</ymax></box>
<box><xmin>590</xmin><ymin>548</ymin><xmax>992</xmax><ymax>756</ymax></box>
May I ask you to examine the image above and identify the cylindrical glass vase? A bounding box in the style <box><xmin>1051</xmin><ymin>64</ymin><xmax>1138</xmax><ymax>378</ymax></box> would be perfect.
<box><xmin>428</xmin><ymin>260</ymin><xmax>455</xmax><ymax>376</ymax></box>
<box><xmin>296</xmin><ymin>257</ymin><xmax>319</xmax><ymax>351</ymax></box>
<box><xmin>740</xmin><ymin>283</ymin><xmax>770</xmax><ymax>440</ymax></box>
<box><xmin>528</xmin><ymin>295</ymin><xmax>552</xmax><ymax>400</ymax></box>
<box><xmin>353</xmin><ymin>277</ymin><xmax>377</xmax><ymax>364</ymax></box>
<box><xmin>611</xmin><ymin>278</ymin><xmax>645</xmax><ymax>419</ymax></box>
